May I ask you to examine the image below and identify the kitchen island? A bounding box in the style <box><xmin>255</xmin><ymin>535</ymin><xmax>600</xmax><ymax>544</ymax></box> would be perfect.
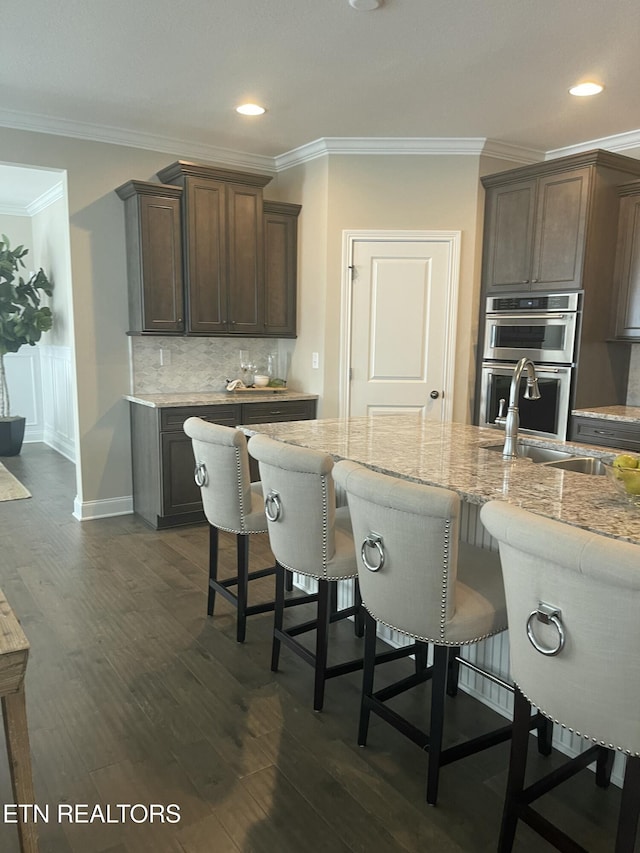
<box><xmin>241</xmin><ymin>414</ymin><xmax>639</xmax><ymax>783</ymax></box>
<box><xmin>239</xmin><ymin>414</ymin><xmax>640</xmax><ymax>546</ymax></box>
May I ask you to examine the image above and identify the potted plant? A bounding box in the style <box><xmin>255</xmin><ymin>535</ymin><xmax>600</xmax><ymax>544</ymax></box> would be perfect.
<box><xmin>0</xmin><ymin>235</ymin><xmax>53</xmax><ymax>456</ymax></box>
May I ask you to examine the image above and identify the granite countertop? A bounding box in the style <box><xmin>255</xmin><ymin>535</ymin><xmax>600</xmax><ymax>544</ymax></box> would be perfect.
<box><xmin>240</xmin><ymin>415</ymin><xmax>640</xmax><ymax>546</ymax></box>
<box><xmin>125</xmin><ymin>391</ymin><xmax>319</xmax><ymax>408</ymax></box>
<box><xmin>572</xmin><ymin>405</ymin><xmax>640</xmax><ymax>423</ymax></box>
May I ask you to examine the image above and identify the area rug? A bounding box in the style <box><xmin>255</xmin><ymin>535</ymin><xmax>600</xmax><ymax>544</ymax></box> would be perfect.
<box><xmin>0</xmin><ymin>462</ymin><xmax>31</xmax><ymax>501</ymax></box>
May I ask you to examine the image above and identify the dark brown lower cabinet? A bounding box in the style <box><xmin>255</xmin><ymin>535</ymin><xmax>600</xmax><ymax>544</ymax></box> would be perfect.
<box><xmin>570</xmin><ymin>415</ymin><xmax>640</xmax><ymax>453</ymax></box>
<box><xmin>130</xmin><ymin>398</ymin><xmax>317</xmax><ymax>529</ymax></box>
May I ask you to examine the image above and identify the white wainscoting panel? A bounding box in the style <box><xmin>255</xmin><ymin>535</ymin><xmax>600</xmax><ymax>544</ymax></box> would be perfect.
<box><xmin>40</xmin><ymin>345</ymin><xmax>76</xmax><ymax>461</ymax></box>
<box><xmin>4</xmin><ymin>350</ymin><xmax>43</xmax><ymax>440</ymax></box>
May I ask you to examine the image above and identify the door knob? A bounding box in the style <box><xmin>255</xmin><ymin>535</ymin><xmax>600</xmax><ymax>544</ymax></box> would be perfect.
<box><xmin>430</xmin><ymin>390</ymin><xmax>440</xmax><ymax>399</ymax></box>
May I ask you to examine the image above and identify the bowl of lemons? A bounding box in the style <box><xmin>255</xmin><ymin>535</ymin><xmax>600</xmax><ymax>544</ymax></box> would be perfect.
<box><xmin>603</xmin><ymin>454</ymin><xmax>640</xmax><ymax>506</ymax></box>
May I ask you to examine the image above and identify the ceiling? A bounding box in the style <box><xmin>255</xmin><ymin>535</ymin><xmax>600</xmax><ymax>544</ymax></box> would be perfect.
<box><xmin>2</xmin><ymin>0</ymin><xmax>640</xmax><ymax>167</ymax></box>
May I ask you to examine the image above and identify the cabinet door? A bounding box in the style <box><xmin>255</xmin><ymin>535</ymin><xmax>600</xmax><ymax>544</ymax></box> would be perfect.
<box><xmin>614</xmin><ymin>194</ymin><xmax>640</xmax><ymax>338</ymax></box>
<box><xmin>139</xmin><ymin>194</ymin><xmax>185</xmax><ymax>332</ymax></box>
<box><xmin>161</xmin><ymin>432</ymin><xmax>203</xmax><ymax>516</ymax></box>
<box><xmin>185</xmin><ymin>177</ymin><xmax>227</xmax><ymax>334</ymax></box>
<box><xmin>226</xmin><ymin>184</ymin><xmax>264</xmax><ymax>335</ymax></box>
<box><xmin>263</xmin><ymin>204</ymin><xmax>300</xmax><ymax>337</ymax></box>
<box><xmin>483</xmin><ymin>180</ymin><xmax>536</xmax><ymax>292</ymax></box>
<box><xmin>530</xmin><ymin>167</ymin><xmax>589</xmax><ymax>291</ymax></box>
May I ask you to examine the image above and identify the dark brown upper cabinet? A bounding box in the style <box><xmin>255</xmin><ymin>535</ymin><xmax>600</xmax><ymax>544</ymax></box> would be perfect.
<box><xmin>157</xmin><ymin>161</ymin><xmax>272</xmax><ymax>336</ymax></box>
<box><xmin>116</xmin><ymin>180</ymin><xmax>184</xmax><ymax>334</ymax></box>
<box><xmin>612</xmin><ymin>181</ymin><xmax>640</xmax><ymax>340</ymax></box>
<box><xmin>263</xmin><ymin>200</ymin><xmax>301</xmax><ymax>338</ymax></box>
<box><xmin>481</xmin><ymin>150</ymin><xmax>640</xmax><ymax>296</ymax></box>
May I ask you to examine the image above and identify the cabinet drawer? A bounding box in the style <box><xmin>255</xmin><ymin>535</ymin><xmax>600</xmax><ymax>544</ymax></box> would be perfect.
<box><xmin>240</xmin><ymin>400</ymin><xmax>316</xmax><ymax>424</ymax></box>
<box><xmin>570</xmin><ymin>417</ymin><xmax>640</xmax><ymax>452</ymax></box>
<box><xmin>160</xmin><ymin>404</ymin><xmax>242</xmax><ymax>432</ymax></box>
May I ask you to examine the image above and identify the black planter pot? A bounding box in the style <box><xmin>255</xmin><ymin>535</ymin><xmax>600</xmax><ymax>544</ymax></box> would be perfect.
<box><xmin>0</xmin><ymin>416</ymin><xmax>26</xmax><ymax>456</ymax></box>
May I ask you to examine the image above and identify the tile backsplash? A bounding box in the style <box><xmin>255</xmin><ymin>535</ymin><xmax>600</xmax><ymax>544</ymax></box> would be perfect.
<box><xmin>130</xmin><ymin>337</ymin><xmax>286</xmax><ymax>394</ymax></box>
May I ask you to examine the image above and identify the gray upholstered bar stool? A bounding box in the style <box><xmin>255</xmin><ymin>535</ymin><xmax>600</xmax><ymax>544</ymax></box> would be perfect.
<box><xmin>481</xmin><ymin>500</ymin><xmax>640</xmax><ymax>853</ymax></box>
<box><xmin>248</xmin><ymin>434</ymin><xmax>413</xmax><ymax>711</ymax></box>
<box><xmin>333</xmin><ymin>459</ymin><xmax>540</xmax><ymax>806</ymax></box>
<box><xmin>184</xmin><ymin>418</ymin><xmax>305</xmax><ymax>643</ymax></box>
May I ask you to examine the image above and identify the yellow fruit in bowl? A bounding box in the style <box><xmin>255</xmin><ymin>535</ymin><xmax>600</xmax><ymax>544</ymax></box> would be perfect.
<box><xmin>619</xmin><ymin>469</ymin><xmax>640</xmax><ymax>495</ymax></box>
<box><xmin>613</xmin><ymin>453</ymin><xmax>639</xmax><ymax>469</ymax></box>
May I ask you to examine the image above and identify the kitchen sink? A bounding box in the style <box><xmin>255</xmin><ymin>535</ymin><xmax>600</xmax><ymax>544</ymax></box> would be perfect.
<box><xmin>541</xmin><ymin>457</ymin><xmax>606</xmax><ymax>476</ymax></box>
<box><xmin>483</xmin><ymin>443</ymin><xmax>577</xmax><ymax>464</ymax></box>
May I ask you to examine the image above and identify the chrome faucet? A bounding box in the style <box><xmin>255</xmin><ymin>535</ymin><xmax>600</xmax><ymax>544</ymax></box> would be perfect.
<box><xmin>494</xmin><ymin>357</ymin><xmax>541</xmax><ymax>460</ymax></box>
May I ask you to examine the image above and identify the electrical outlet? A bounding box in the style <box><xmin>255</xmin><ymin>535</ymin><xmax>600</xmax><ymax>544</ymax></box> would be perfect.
<box><xmin>312</xmin><ymin>352</ymin><xmax>319</xmax><ymax>369</ymax></box>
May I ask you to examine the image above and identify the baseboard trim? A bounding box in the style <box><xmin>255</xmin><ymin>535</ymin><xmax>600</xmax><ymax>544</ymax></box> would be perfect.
<box><xmin>73</xmin><ymin>494</ymin><xmax>133</xmax><ymax>521</ymax></box>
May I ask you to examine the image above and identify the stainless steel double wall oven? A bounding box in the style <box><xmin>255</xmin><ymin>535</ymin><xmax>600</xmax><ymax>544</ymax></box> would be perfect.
<box><xmin>478</xmin><ymin>292</ymin><xmax>581</xmax><ymax>440</ymax></box>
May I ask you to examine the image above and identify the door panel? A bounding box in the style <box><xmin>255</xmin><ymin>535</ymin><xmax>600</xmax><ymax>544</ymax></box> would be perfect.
<box><xmin>349</xmin><ymin>239</ymin><xmax>456</xmax><ymax>420</ymax></box>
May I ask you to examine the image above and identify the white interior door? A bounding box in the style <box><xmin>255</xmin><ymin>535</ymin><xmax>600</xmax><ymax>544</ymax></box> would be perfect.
<box><xmin>343</xmin><ymin>232</ymin><xmax>459</xmax><ymax>420</ymax></box>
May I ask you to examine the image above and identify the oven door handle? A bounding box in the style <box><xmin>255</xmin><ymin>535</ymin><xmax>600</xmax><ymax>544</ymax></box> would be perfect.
<box><xmin>486</xmin><ymin>313</ymin><xmax>572</xmax><ymax>322</ymax></box>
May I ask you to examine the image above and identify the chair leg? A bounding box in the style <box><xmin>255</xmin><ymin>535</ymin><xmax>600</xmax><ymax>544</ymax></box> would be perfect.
<box><xmin>536</xmin><ymin>714</ymin><xmax>553</xmax><ymax>756</ymax></box>
<box><xmin>596</xmin><ymin>745</ymin><xmax>614</xmax><ymax>788</ymax></box>
<box><xmin>358</xmin><ymin>611</ymin><xmax>377</xmax><ymax>746</ymax></box>
<box><xmin>426</xmin><ymin>645</ymin><xmax>449</xmax><ymax>805</ymax></box>
<box><xmin>616</xmin><ymin>755</ymin><xmax>640</xmax><ymax>853</ymax></box>
<box><xmin>285</xmin><ymin>569</ymin><xmax>294</xmax><ymax>592</ymax></box>
<box><xmin>235</xmin><ymin>534</ymin><xmax>250</xmax><ymax>643</ymax></box>
<box><xmin>414</xmin><ymin>640</ymin><xmax>428</xmax><ymax>674</ymax></box>
<box><xmin>446</xmin><ymin>645</ymin><xmax>460</xmax><ymax>697</ymax></box>
<box><xmin>271</xmin><ymin>562</ymin><xmax>286</xmax><ymax>672</ymax></box>
<box><xmin>354</xmin><ymin>579</ymin><xmax>365</xmax><ymax>638</ymax></box>
<box><xmin>498</xmin><ymin>686</ymin><xmax>531</xmax><ymax>853</ymax></box>
<box><xmin>207</xmin><ymin>524</ymin><xmax>219</xmax><ymax>616</ymax></box>
<box><xmin>313</xmin><ymin>580</ymin><xmax>332</xmax><ymax>711</ymax></box>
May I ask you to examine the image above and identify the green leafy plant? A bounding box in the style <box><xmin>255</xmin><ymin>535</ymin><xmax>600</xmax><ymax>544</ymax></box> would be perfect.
<box><xmin>0</xmin><ymin>235</ymin><xmax>53</xmax><ymax>418</ymax></box>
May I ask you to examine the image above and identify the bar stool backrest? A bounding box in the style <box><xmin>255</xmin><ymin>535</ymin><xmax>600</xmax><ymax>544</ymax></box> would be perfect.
<box><xmin>481</xmin><ymin>500</ymin><xmax>640</xmax><ymax>756</ymax></box>
<box><xmin>248</xmin><ymin>434</ymin><xmax>341</xmax><ymax>577</ymax></box>
<box><xmin>332</xmin><ymin>459</ymin><xmax>461</xmax><ymax>641</ymax></box>
<box><xmin>184</xmin><ymin>418</ymin><xmax>255</xmax><ymax>533</ymax></box>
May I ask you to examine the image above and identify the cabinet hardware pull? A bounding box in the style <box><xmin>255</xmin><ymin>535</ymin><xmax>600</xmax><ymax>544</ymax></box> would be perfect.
<box><xmin>594</xmin><ymin>429</ymin><xmax>615</xmax><ymax>436</ymax></box>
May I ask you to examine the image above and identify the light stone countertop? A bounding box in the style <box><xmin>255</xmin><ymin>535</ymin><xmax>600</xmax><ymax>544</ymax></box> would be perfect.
<box><xmin>240</xmin><ymin>414</ymin><xmax>640</xmax><ymax>547</ymax></box>
<box><xmin>572</xmin><ymin>405</ymin><xmax>640</xmax><ymax>423</ymax></box>
<box><xmin>125</xmin><ymin>391</ymin><xmax>319</xmax><ymax>408</ymax></box>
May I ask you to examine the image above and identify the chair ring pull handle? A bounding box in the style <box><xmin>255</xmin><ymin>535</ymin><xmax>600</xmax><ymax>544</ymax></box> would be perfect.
<box><xmin>194</xmin><ymin>462</ymin><xmax>207</xmax><ymax>487</ymax></box>
<box><xmin>526</xmin><ymin>603</ymin><xmax>565</xmax><ymax>656</ymax></box>
<box><xmin>265</xmin><ymin>490</ymin><xmax>282</xmax><ymax>522</ymax></box>
<box><xmin>361</xmin><ymin>533</ymin><xmax>385</xmax><ymax>572</ymax></box>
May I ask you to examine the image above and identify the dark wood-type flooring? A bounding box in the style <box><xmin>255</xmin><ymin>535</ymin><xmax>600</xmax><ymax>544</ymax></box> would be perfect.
<box><xmin>0</xmin><ymin>444</ymin><xmax>626</xmax><ymax>852</ymax></box>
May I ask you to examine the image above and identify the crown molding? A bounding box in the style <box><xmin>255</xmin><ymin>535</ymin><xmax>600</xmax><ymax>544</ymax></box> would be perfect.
<box><xmin>274</xmin><ymin>136</ymin><xmax>544</xmax><ymax>170</ymax></box>
<box><xmin>0</xmin><ymin>106</ymin><xmax>638</xmax><ymax>173</ymax></box>
<box><xmin>0</xmin><ymin>108</ymin><xmax>276</xmax><ymax>175</ymax></box>
<box><xmin>27</xmin><ymin>181</ymin><xmax>64</xmax><ymax>216</ymax></box>
<box><xmin>0</xmin><ymin>202</ymin><xmax>30</xmax><ymax>216</ymax></box>
<box><xmin>546</xmin><ymin>128</ymin><xmax>640</xmax><ymax>160</ymax></box>
<box><xmin>480</xmin><ymin>139</ymin><xmax>545</xmax><ymax>165</ymax></box>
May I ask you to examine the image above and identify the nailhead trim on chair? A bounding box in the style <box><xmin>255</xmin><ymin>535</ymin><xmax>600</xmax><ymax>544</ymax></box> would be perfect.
<box><xmin>321</xmin><ymin>475</ymin><xmax>329</xmax><ymax>578</ymax></box>
<box><xmin>439</xmin><ymin>520</ymin><xmax>451</xmax><ymax>642</ymax></box>
<box><xmin>517</xmin><ymin>683</ymin><xmax>640</xmax><ymax>757</ymax></box>
<box><xmin>235</xmin><ymin>447</ymin><xmax>248</xmax><ymax>534</ymax></box>
<box><xmin>361</xmin><ymin>607</ymin><xmax>506</xmax><ymax>647</ymax></box>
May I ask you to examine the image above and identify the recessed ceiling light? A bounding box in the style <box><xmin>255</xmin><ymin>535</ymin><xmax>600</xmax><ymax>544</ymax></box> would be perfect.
<box><xmin>236</xmin><ymin>103</ymin><xmax>266</xmax><ymax>116</ymax></box>
<box><xmin>569</xmin><ymin>82</ymin><xmax>604</xmax><ymax>97</ymax></box>
<box><xmin>349</xmin><ymin>0</ymin><xmax>382</xmax><ymax>9</ymax></box>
